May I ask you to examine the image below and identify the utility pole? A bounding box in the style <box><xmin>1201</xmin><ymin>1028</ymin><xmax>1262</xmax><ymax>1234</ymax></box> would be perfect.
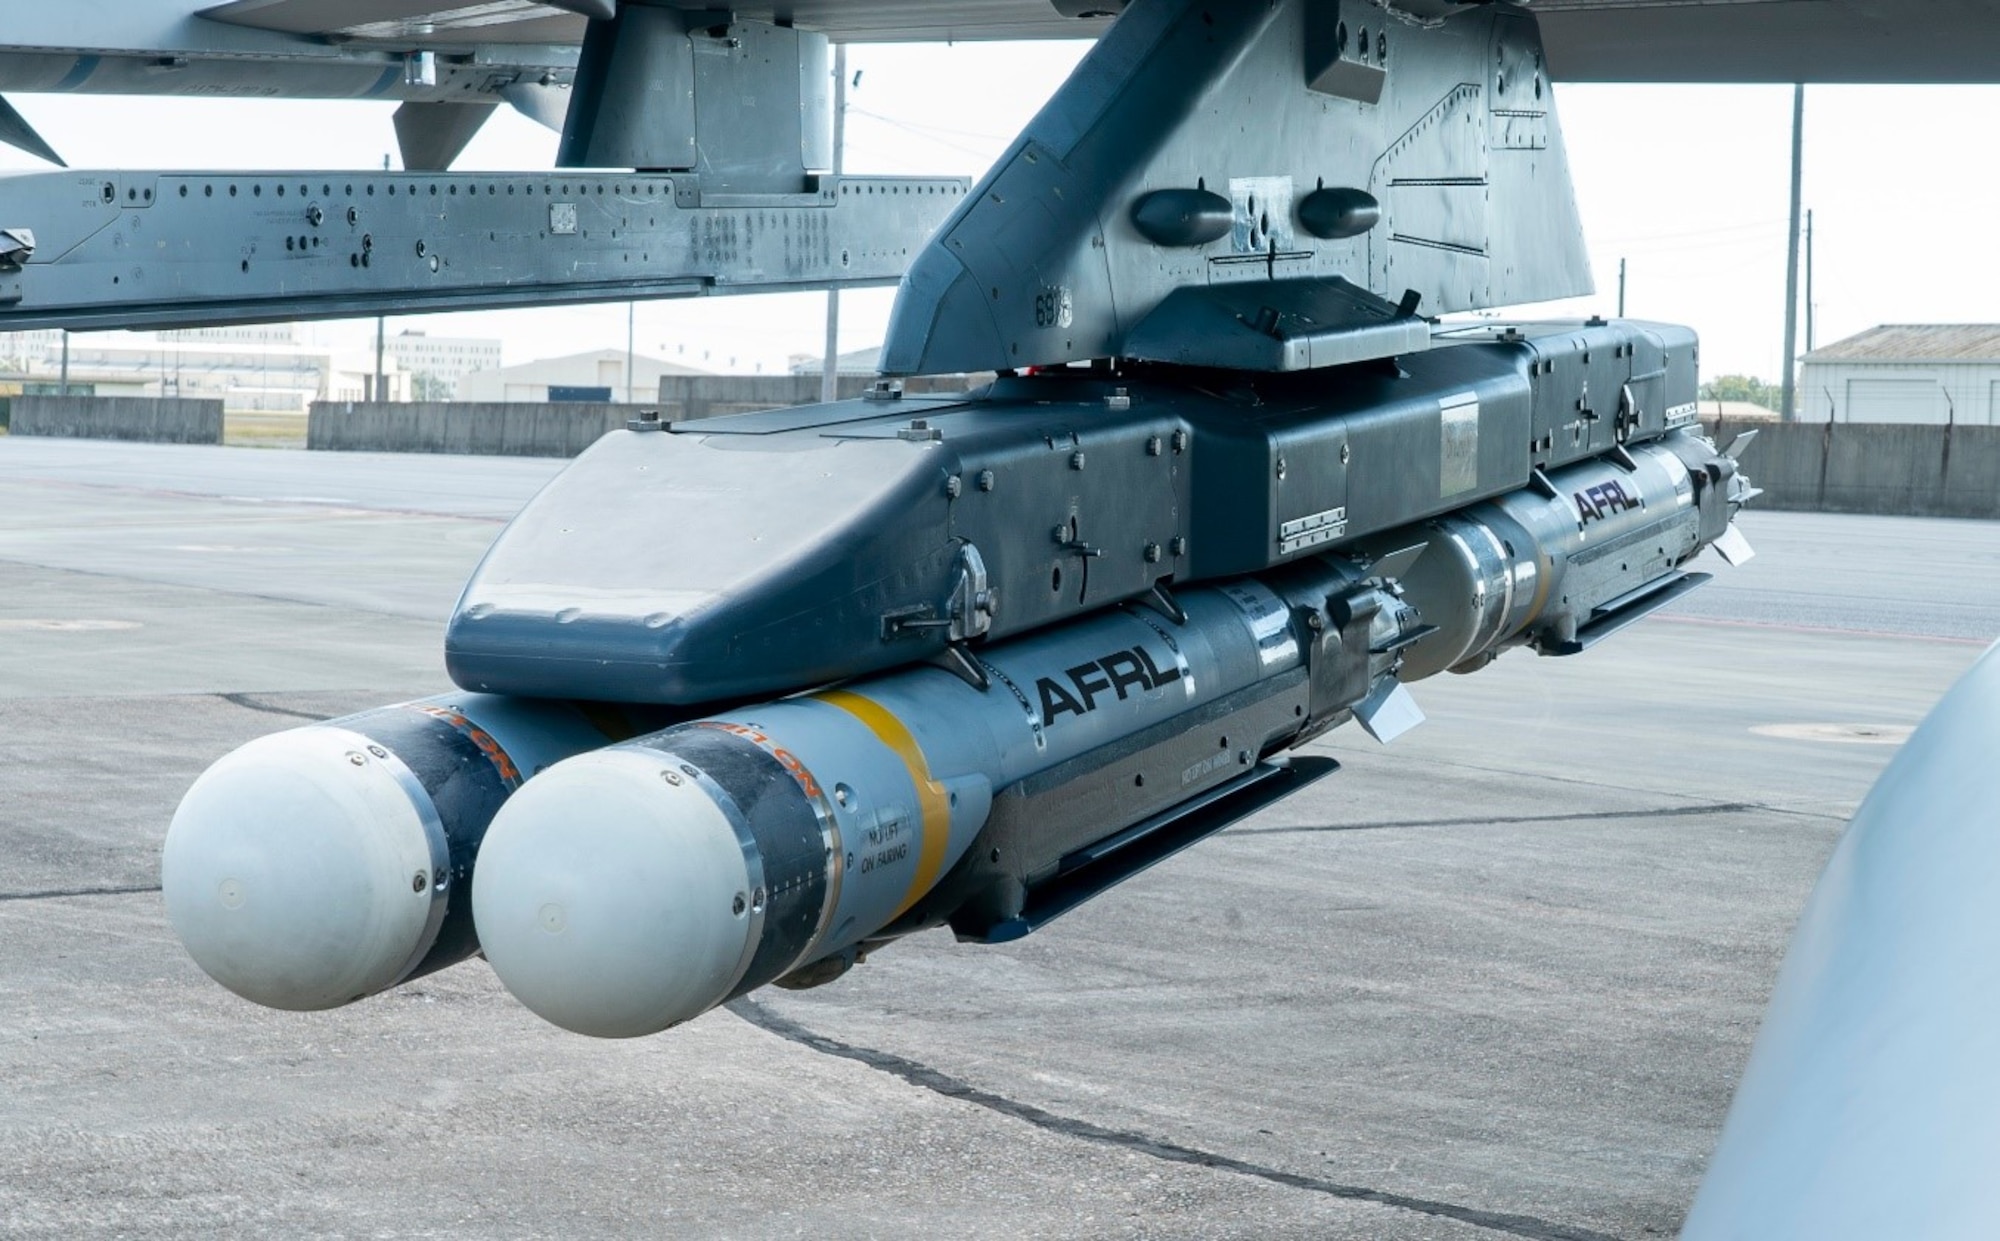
<box><xmin>374</xmin><ymin>152</ymin><xmax>389</xmax><ymax>402</ymax></box>
<box><xmin>626</xmin><ymin>301</ymin><xmax>636</xmax><ymax>404</ymax></box>
<box><xmin>1780</xmin><ymin>84</ymin><xmax>1804</xmax><ymax>423</ymax></box>
<box><xmin>820</xmin><ymin>44</ymin><xmax>849</xmax><ymax>406</ymax></box>
<box><xmin>1617</xmin><ymin>257</ymin><xmax>1626</xmax><ymax>318</ymax></box>
<box><xmin>1804</xmin><ymin>208</ymin><xmax>1815</xmax><ymax>353</ymax></box>
<box><xmin>58</xmin><ymin>330</ymin><xmax>68</xmax><ymax>397</ymax></box>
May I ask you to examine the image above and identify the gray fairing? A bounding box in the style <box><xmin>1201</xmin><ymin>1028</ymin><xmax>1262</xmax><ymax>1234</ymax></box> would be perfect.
<box><xmin>445</xmin><ymin>319</ymin><xmax>1699</xmax><ymax>707</ymax></box>
<box><xmin>879</xmin><ymin>0</ymin><xmax>1591</xmax><ymax>377</ymax></box>
<box><xmin>445</xmin><ymin>402</ymin><xmax>968</xmax><ymax>704</ymax></box>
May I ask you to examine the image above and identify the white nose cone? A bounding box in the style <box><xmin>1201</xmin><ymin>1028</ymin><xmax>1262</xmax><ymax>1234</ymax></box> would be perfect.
<box><xmin>162</xmin><ymin>729</ymin><xmax>445</xmax><ymax>1010</ymax></box>
<box><xmin>473</xmin><ymin>748</ymin><xmax>755</xmax><ymax>1038</ymax></box>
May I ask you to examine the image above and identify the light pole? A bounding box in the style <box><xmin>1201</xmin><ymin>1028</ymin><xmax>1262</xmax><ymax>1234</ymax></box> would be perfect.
<box><xmin>821</xmin><ymin>44</ymin><xmax>849</xmax><ymax>405</ymax></box>
<box><xmin>374</xmin><ymin>152</ymin><xmax>389</xmax><ymax>401</ymax></box>
<box><xmin>1780</xmin><ymin>84</ymin><xmax>1804</xmax><ymax>423</ymax></box>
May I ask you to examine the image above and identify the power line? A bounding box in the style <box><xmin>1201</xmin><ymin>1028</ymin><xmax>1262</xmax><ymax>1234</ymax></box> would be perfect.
<box><xmin>1592</xmin><ymin>218</ymin><xmax>1789</xmax><ymax>246</ymax></box>
<box><xmin>844</xmin><ymin>109</ymin><xmax>998</xmax><ymax>160</ymax></box>
<box><xmin>846</xmin><ymin>106</ymin><xmax>1012</xmax><ymax>144</ymax></box>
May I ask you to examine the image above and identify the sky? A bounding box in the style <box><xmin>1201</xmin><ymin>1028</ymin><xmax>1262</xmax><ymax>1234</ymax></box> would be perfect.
<box><xmin>6</xmin><ymin>41</ymin><xmax>2000</xmax><ymax>383</ymax></box>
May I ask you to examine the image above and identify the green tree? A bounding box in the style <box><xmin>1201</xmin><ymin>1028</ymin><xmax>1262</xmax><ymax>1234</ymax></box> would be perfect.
<box><xmin>1698</xmin><ymin>374</ymin><xmax>1783</xmax><ymax>411</ymax></box>
<box><xmin>411</xmin><ymin>370</ymin><xmax>454</xmax><ymax>402</ymax></box>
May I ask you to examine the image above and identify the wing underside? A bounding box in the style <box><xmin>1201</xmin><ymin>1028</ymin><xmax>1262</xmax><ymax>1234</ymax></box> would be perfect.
<box><xmin>197</xmin><ymin>0</ymin><xmax>1117</xmax><ymax>45</ymax></box>
<box><xmin>198</xmin><ymin>0</ymin><xmax>2000</xmax><ymax>84</ymax></box>
<box><xmin>1533</xmin><ymin>0</ymin><xmax>2000</xmax><ymax>84</ymax></box>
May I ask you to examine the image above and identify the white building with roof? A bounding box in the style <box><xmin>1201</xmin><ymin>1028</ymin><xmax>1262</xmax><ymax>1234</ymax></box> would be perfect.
<box><xmin>0</xmin><ymin>330</ymin><xmax>405</xmax><ymax>410</ymax></box>
<box><xmin>385</xmin><ymin>331</ymin><xmax>503</xmax><ymax>400</ymax></box>
<box><xmin>788</xmin><ymin>345</ymin><xmax>885</xmax><ymax>377</ymax></box>
<box><xmin>455</xmin><ymin>349</ymin><xmax>709</xmax><ymax>403</ymax></box>
<box><xmin>1798</xmin><ymin>325</ymin><xmax>2000</xmax><ymax>424</ymax></box>
<box><xmin>158</xmin><ymin>325</ymin><xmax>300</xmax><ymax>346</ymax></box>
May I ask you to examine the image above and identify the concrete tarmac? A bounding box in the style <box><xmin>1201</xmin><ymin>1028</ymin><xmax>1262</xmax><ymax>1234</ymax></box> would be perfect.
<box><xmin>2</xmin><ymin>436</ymin><xmax>1996</xmax><ymax>1240</ymax></box>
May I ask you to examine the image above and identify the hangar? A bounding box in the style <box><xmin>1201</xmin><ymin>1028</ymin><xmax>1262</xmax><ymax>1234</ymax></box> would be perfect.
<box><xmin>1799</xmin><ymin>324</ymin><xmax>2000</xmax><ymax>424</ymax></box>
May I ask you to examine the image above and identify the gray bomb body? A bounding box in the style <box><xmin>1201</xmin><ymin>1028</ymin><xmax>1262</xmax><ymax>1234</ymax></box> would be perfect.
<box><xmin>162</xmin><ymin>693</ymin><xmax>665</xmax><ymax>1011</ymax></box>
<box><xmin>472</xmin><ymin>576</ymin><xmax>1343</xmax><ymax>1038</ymax></box>
<box><xmin>471</xmin><ymin>431</ymin><xmax>1732</xmax><ymax>1037</ymax></box>
<box><xmin>1379</xmin><ymin>436</ymin><xmax>1725</xmax><ymax>679</ymax></box>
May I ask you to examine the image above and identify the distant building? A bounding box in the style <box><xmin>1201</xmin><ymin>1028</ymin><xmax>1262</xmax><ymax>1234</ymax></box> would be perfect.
<box><xmin>158</xmin><ymin>324</ymin><xmax>300</xmax><ymax>346</ymax></box>
<box><xmin>788</xmin><ymin>345</ymin><xmax>886</xmax><ymax>377</ymax></box>
<box><xmin>385</xmin><ymin>331</ymin><xmax>503</xmax><ymax>400</ymax></box>
<box><xmin>0</xmin><ymin>329</ymin><xmax>67</xmax><ymax>375</ymax></box>
<box><xmin>456</xmin><ymin>348</ymin><xmax>708</xmax><ymax>403</ymax></box>
<box><xmin>788</xmin><ymin>344</ymin><xmax>993</xmax><ymax>396</ymax></box>
<box><xmin>0</xmin><ymin>330</ymin><xmax>405</xmax><ymax>410</ymax></box>
<box><xmin>1798</xmin><ymin>325</ymin><xmax>2000</xmax><ymax>424</ymax></box>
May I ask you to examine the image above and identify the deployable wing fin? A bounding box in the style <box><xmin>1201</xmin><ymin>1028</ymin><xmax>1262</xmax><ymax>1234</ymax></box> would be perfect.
<box><xmin>391</xmin><ymin>100</ymin><xmax>496</xmax><ymax>171</ymax></box>
<box><xmin>0</xmin><ymin>94</ymin><xmax>62</xmax><ymax>167</ymax></box>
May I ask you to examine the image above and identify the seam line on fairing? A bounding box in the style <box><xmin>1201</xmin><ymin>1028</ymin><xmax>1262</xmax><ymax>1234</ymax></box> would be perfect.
<box><xmin>810</xmin><ymin>689</ymin><xmax>951</xmax><ymax>918</ymax></box>
<box><xmin>727</xmin><ymin>998</ymin><xmax>1626</xmax><ymax>1241</ymax></box>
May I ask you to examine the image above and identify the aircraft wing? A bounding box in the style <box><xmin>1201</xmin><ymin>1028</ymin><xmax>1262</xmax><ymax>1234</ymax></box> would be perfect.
<box><xmin>200</xmin><ymin>0</ymin><xmax>2000</xmax><ymax>81</ymax></box>
<box><xmin>198</xmin><ymin>0</ymin><xmax>1117</xmax><ymax>45</ymax></box>
<box><xmin>1532</xmin><ymin>0</ymin><xmax>2000</xmax><ymax>84</ymax></box>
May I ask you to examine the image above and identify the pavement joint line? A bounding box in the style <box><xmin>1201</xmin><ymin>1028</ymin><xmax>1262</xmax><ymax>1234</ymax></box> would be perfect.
<box><xmin>0</xmin><ymin>884</ymin><xmax>161</xmax><ymax>904</ymax></box>
<box><xmin>726</xmin><ymin>997</ymin><xmax>1628</xmax><ymax>1241</ymax></box>
<box><xmin>5</xmin><ymin>473</ymin><xmax>511</xmax><ymax>524</ymax></box>
<box><xmin>1329</xmin><ymin>751</ymin><xmax>1851</xmax><ymax>824</ymax></box>
<box><xmin>0</xmin><ymin>555</ymin><xmax>437</xmax><ymax>624</ymax></box>
<box><xmin>1232</xmin><ymin>801</ymin><xmax>1762</xmax><ymax>836</ymax></box>
<box><xmin>216</xmin><ymin>693</ymin><xmax>330</xmax><ymax>722</ymax></box>
<box><xmin>1655</xmin><ymin>611</ymin><xmax>1993</xmax><ymax>647</ymax></box>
